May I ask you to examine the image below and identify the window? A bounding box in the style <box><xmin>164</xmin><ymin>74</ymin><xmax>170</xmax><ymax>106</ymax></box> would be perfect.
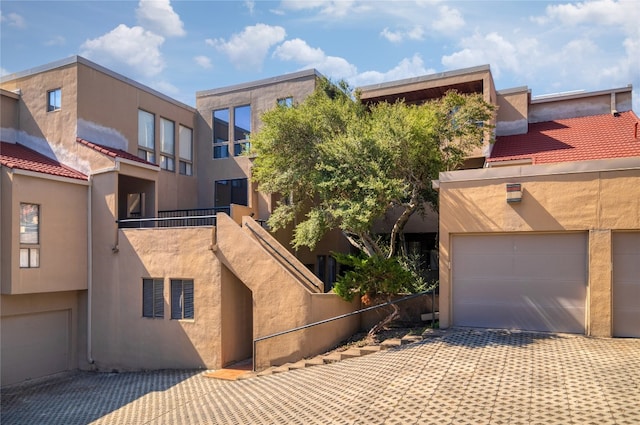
<box><xmin>171</xmin><ymin>279</ymin><xmax>194</xmax><ymax>320</ymax></box>
<box><xmin>277</xmin><ymin>97</ymin><xmax>293</xmax><ymax>107</ymax></box>
<box><xmin>47</xmin><ymin>88</ymin><xmax>61</xmax><ymax>112</ymax></box>
<box><xmin>213</xmin><ymin>106</ymin><xmax>252</xmax><ymax>158</ymax></box>
<box><xmin>143</xmin><ymin>278</ymin><xmax>164</xmax><ymax>318</ymax></box>
<box><xmin>19</xmin><ymin>203</ymin><xmax>40</xmax><ymax>268</ymax></box>
<box><xmin>215</xmin><ymin>178</ymin><xmax>248</xmax><ymax>207</ymax></box>
<box><xmin>160</xmin><ymin>118</ymin><xmax>175</xmax><ymax>171</ymax></box>
<box><xmin>233</xmin><ymin>105</ymin><xmax>251</xmax><ymax>156</ymax></box>
<box><xmin>179</xmin><ymin>125</ymin><xmax>193</xmax><ymax>176</ymax></box>
<box><xmin>138</xmin><ymin>109</ymin><xmax>155</xmax><ymax>163</ymax></box>
<box><xmin>213</xmin><ymin>109</ymin><xmax>230</xmax><ymax>159</ymax></box>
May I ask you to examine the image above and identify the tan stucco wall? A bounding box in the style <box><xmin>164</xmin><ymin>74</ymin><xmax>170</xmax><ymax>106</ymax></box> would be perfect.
<box><xmin>90</xmin><ymin>227</ymin><xmax>219</xmax><ymax>371</ymax></box>
<box><xmin>1</xmin><ymin>172</ymin><xmax>88</xmax><ymax>294</ymax></box>
<box><xmin>195</xmin><ymin>73</ymin><xmax>318</xmax><ymax>216</ymax></box>
<box><xmin>216</xmin><ymin>214</ymin><xmax>359</xmax><ymax>369</ymax></box>
<box><xmin>438</xmin><ymin>158</ymin><xmax>640</xmax><ymax>336</ymax></box>
<box><xmin>496</xmin><ymin>88</ymin><xmax>529</xmax><ymax>136</ymax></box>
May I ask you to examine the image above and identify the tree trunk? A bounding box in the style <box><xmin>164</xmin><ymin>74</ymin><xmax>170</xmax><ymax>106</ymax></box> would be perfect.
<box><xmin>368</xmin><ymin>302</ymin><xmax>400</xmax><ymax>337</ymax></box>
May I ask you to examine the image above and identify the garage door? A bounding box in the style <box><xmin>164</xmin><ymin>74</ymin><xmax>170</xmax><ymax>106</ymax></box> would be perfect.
<box><xmin>452</xmin><ymin>233</ymin><xmax>587</xmax><ymax>333</ymax></box>
<box><xmin>613</xmin><ymin>233</ymin><xmax>640</xmax><ymax>337</ymax></box>
<box><xmin>1</xmin><ymin>310</ymin><xmax>70</xmax><ymax>386</ymax></box>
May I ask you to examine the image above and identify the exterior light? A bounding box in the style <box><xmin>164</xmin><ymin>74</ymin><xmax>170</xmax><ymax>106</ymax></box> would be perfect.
<box><xmin>506</xmin><ymin>183</ymin><xmax>522</xmax><ymax>203</ymax></box>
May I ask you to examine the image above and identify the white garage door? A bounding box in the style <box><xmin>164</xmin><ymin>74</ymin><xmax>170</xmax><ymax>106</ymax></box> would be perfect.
<box><xmin>613</xmin><ymin>233</ymin><xmax>640</xmax><ymax>337</ymax></box>
<box><xmin>1</xmin><ymin>310</ymin><xmax>70</xmax><ymax>386</ymax></box>
<box><xmin>452</xmin><ymin>233</ymin><xmax>587</xmax><ymax>333</ymax></box>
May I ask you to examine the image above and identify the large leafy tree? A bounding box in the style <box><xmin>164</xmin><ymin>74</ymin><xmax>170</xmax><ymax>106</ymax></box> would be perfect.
<box><xmin>251</xmin><ymin>77</ymin><xmax>495</xmax><ymax>258</ymax></box>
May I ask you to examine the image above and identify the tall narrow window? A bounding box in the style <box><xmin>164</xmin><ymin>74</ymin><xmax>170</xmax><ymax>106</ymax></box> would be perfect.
<box><xmin>47</xmin><ymin>88</ymin><xmax>61</xmax><ymax>112</ymax></box>
<box><xmin>179</xmin><ymin>125</ymin><xmax>193</xmax><ymax>176</ymax></box>
<box><xmin>160</xmin><ymin>117</ymin><xmax>175</xmax><ymax>171</ymax></box>
<box><xmin>233</xmin><ymin>105</ymin><xmax>251</xmax><ymax>156</ymax></box>
<box><xmin>213</xmin><ymin>109</ymin><xmax>229</xmax><ymax>159</ymax></box>
<box><xmin>171</xmin><ymin>279</ymin><xmax>194</xmax><ymax>320</ymax></box>
<box><xmin>19</xmin><ymin>203</ymin><xmax>40</xmax><ymax>268</ymax></box>
<box><xmin>143</xmin><ymin>278</ymin><xmax>164</xmax><ymax>318</ymax></box>
<box><xmin>138</xmin><ymin>109</ymin><xmax>155</xmax><ymax>163</ymax></box>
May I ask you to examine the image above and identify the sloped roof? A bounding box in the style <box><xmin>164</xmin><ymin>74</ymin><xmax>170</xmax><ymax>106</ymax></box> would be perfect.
<box><xmin>76</xmin><ymin>137</ymin><xmax>156</xmax><ymax>166</ymax></box>
<box><xmin>0</xmin><ymin>142</ymin><xmax>87</xmax><ymax>180</ymax></box>
<box><xmin>488</xmin><ymin>111</ymin><xmax>640</xmax><ymax>165</ymax></box>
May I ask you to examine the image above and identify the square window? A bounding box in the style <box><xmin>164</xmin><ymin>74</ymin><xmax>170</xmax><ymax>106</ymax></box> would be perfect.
<box><xmin>171</xmin><ymin>279</ymin><xmax>194</xmax><ymax>320</ymax></box>
<box><xmin>143</xmin><ymin>278</ymin><xmax>164</xmax><ymax>318</ymax></box>
<box><xmin>47</xmin><ymin>88</ymin><xmax>61</xmax><ymax>111</ymax></box>
<box><xmin>213</xmin><ymin>145</ymin><xmax>229</xmax><ymax>159</ymax></box>
<box><xmin>277</xmin><ymin>97</ymin><xmax>293</xmax><ymax>107</ymax></box>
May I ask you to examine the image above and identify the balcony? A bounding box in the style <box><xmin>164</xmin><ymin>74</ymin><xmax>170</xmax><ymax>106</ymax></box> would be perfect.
<box><xmin>117</xmin><ymin>207</ymin><xmax>231</xmax><ymax>228</ymax></box>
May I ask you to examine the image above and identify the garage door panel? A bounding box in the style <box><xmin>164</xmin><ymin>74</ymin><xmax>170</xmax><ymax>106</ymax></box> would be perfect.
<box><xmin>1</xmin><ymin>310</ymin><xmax>70</xmax><ymax>386</ymax></box>
<box><xmin>613</xmin><ymin>233</ymin><xmax>640</xmax><ymax>337</ymax></box>
<box><xmin>453</xmin><ymin>233</ymin><xmax>587</xmax><ymax>334</ymax></box>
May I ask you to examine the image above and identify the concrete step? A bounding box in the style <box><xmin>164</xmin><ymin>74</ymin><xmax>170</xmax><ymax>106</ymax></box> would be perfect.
<box><xmin>380</xmin><ymin>338</ymin><xmax>403</xmax><ymax>349</ymax></box>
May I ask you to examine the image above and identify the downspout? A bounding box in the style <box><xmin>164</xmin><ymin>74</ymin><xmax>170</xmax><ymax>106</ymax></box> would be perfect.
<box><xmin>87</xmin><ymin>175</ymin><xmax>95</xmax><ymax>365</ymax></box>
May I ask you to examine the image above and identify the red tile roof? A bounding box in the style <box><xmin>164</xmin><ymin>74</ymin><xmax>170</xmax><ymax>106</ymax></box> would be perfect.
<box><xmin>488</xmin><ymin>111</ymin><xmax>640</xmax><ymax>165</ymax></box>
<box><xmin>0</xmin><ymin>142</ymin><xmax>87</xmax><ymax>181</ymax></box>
<box><xmin>76</xmin><ymin>137</ymin><xmax>156</xmax><ymax>166</ymax></box>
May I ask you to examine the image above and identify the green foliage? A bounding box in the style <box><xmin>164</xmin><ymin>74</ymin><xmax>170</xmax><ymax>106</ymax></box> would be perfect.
<box><xmin>332</xmin><ymin>253</ymin><xmax>422</xmax><ymax>303</ymax></box>
<box><xmin>251</xmin><ymin>76</ymin><xmax>495</xmax><ymax>255</ymax></box>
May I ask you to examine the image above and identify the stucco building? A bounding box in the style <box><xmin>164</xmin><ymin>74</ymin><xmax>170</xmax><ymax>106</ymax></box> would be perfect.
<box><xmin>1</xmin><ymin>56</ymin><xmax>638</xmax><ymax>386</ymax></box>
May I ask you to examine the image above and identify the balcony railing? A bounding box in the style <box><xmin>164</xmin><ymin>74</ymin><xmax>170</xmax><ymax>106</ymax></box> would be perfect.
<box><xmin>117</xmin><ymin>207</ymin><xmax>230</xmax><ymax>228</ymax></box>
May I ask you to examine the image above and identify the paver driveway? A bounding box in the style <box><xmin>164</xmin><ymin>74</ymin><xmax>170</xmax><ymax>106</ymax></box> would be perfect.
<box><xmin>2</xmin><ymin>328</ymin><xmax>639</xmax><ymax>424</ymax></box>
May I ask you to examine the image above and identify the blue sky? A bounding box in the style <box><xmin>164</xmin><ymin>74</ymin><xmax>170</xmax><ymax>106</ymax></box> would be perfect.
<box><xmin>1</xmin><ymin>1</ymin><xmax>638</xmax><ymax>110</ymax></box>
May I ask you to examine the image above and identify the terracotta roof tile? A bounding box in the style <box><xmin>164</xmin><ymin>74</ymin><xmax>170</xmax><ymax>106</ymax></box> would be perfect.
<box><xmin>0</xmin><ymin>142</ymin><xmax>87</xmax><ymax>181</ymax></box>
<box><xmin>76</xmin><ymin>137</ymin><xmax>156</xmax><ymax>166</ymax></box>
<box><xmin>489</xmin><ymin>111</ymin><xmax>640</xmax><ymax>165</ymax></box>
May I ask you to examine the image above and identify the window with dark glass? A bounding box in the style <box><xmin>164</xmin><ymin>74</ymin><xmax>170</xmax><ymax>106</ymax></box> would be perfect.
<box><xmin>214</xmin><ymin>178</ymin><xmax>248</xmax><ymax>207</ymax></box>
<box><xmin>179</xmin><ymin>125</ymin><xmax>193</xmax><ymax>175</ymax></box>
<box><xmin>213</xmin><ymin>109</ymin><xmax>230</xmax><ymax>159</ymax></box>
<box><xmin>138</xmin><ymin>109</ymin><xmax>156</xmax><ymax>163</ymax></box>
<box><xmin>19</xmin><ymin>203</ymin><xmax>40</xmax><ymax>268</ymax></box>
<box><xmin>233</xmin><ymin>105</ymin><xmax>251</xmax><ymax>156</ymax></box>
<box><xmin>171</xmin><ymin>279</ymin><xmax>194</xmax><ymax>320</ymax></box>
<box><xmin>142</xmin><ymin>278</ymin><xmax>164</xmax><ymax>318</ymax></box>
<box><xmin>47</xmin><ymin>88</ymin><xmax>61</xmax><ymax>112</ymax></box>
<box><xmin>160</xmin><ymin>118</ymin><xmax>175</xmax><ymax>171</ymax></box>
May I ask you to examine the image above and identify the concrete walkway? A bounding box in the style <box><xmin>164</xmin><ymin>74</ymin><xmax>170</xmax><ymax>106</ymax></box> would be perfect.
<box><xmin>2</xmin><ymin>328</ymin><xmax>639</xmax><ymax>424</ymax></box>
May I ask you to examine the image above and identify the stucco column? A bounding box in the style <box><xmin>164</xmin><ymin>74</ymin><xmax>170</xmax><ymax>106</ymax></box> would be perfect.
<box><xmin>588</xmin><ymin>229</ymin><xmax>612</xmax><ymax>337</ymax></box>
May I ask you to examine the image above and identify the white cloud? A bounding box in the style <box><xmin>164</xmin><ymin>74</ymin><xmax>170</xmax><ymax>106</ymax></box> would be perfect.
<box><xmin>0</xmin><ymin>11</ymin><xmax>26</xmax><ymax>28</ymax></box>
<box><xmin>194</xmin><ymin>55</ymin><xmax>213</xmax><ymax>69</ymax></box>
<box><xmin>442</xmin><ymin>32</ymin><xmax>539</xmax><ymax>79</ymax></box>
<box><xmin>273</xmin><ymin>38</ymin><xmax>357</xmax><ymax>80</ymax></box>
<box><xmin>0</xmin><ymin>67</ymin><xmax>10</xmax><ymax>77</ymax></box>
<box><xmin>245</xmin><ymin>1</ymin><xmax>255</xmax><ymax>15</ymax></box>
<box><xmin>381</xmin><ymin>26</ymin><xmax>424</xmax><ymax>43</ymax></box>
<box><xmin>45</xmin><ymin>36</ymin><xmax>66</xmax><ymax>47</ymax></box>
<box><xmin>432</xmin><ymin>5</ymin><xmax>464</xmax><ymax>33</ymax></box>
<box><xmin>207</xmin><ymin>24</ymin><xmax>286</xmax><ymax>71</ymax></box>
<box><xmin>136</xmin><ymin>0</ymin><xmax>185</xmax><ymax>37</ymax></box>
<box><xmin>278</xmin><ymin>0</ymin><xmax>371</xmax><ymax>18</ymax></box>
<box><xmin>352</xmin><ymin>54</ymin><xmax>435</xmax><ymax>86</ymax></box>
<box><xmin>80</xmin><ymin>24</ymin><xmax>166</xmax><ymax>78</ymax></box>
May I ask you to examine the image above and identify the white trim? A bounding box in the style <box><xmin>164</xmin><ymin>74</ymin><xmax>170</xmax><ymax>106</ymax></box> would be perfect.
<box><xmin>440</xmin><ymin>156</ymin><xmax>640</xmax><ymax>183</ymax></box>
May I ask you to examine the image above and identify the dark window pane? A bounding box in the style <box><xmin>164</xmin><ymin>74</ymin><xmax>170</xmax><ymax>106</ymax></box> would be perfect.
<box><xmin>233</xmin><ymin>105</ymin><xmax>251</xmax><ymax>141</ymax></box>
<box><xmin>171</xmin><ymin>280</ymin><xmax>183</xmax><ymax>319</ymax></box>
<box><xmin>143</xmin><ymin>279</ymin><xmax>154</xmax><ymax>318</ymax></box>
<box><xmin>213</xmin><ymin>145</ymin><xmax>229</xmax><ymax>159</ymax></box>
<box><xmin>213</xmin><ymin>109</ymin><xmax>229</xmax><ymax>143</ymax></box>
<box><xmin>183</xmin><ymin>281</ymin><xmax>194</xmax><ymax>319</ymax></box>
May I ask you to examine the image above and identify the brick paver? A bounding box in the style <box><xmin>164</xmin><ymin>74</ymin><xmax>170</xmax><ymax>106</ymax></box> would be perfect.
<box><xmin>2</xmin><ymin>329</ymin><xmax>639</xmax><ymax>424</ymax></box>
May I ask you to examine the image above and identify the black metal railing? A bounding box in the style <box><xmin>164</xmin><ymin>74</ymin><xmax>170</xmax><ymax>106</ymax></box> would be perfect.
<box><xmin>252</xmin><ymin>290</ymin><xmax>433</xmax><ymax>371</ymax></box>
<box><xmin>117</xmin><ymin>207</ymin><xmax>230</xmax><ymax>228</ymax></box>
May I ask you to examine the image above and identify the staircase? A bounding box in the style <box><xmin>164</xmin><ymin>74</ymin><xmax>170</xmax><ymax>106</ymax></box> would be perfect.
<box><xmin>231</xmin><ymin>328</ymin><xmax>447</xmax><ymax>380</ymax></box>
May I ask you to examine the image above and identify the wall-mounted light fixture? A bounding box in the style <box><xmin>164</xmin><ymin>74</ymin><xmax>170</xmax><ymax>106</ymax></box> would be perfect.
<box><xmin>506</xmin><ymin>183</ymin><xmax>522</xmax><ymax>203</ymax></box>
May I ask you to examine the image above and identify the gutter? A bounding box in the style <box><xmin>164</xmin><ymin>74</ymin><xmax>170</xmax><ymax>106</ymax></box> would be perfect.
<box><xmin>87</xmin><ymin>175</ymin><xmax>95</xmax><ymax>365</ymax></box>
